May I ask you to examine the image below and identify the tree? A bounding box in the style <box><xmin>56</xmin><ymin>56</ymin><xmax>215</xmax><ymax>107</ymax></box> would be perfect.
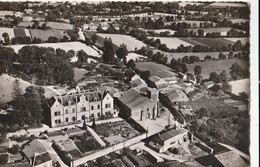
<box><xmin>2</xmin><ymin>32</ymin><xmax>10</xmax><ymax>45</ymax></box>
<box><xmin>77</xmin><ymin>50</ymin><xmax>88</xmax><ymax>63</ymax></box>
<box><xmin>194</xmin><ymin>65</ymin><xmax>202</xmax><ymax>75</ymax></box>
<box><xmin>11</xmin><ymin>79</ymin><xmax>23</xmax><ymax>100</ymax></box>
<box><xmin>9</xmin><ymin>144</ymin><xmax>20</xmax><ymax>154</ymax></box>
<box><xmin>91</xmin><ymin>34</ymin><xmax>97</xmax><ymax>43</ymax></box>
<box><xmin>116</xmin><ymin>44</ymin><xmax>128</xmax><ymax>62</ymax></box>
<box><xmin>221</xmin><ymin>81</ymin><xmax>232</xmax><ymax>93</ymax></box>
<box><xmin>230</xmin><ymin>63</ymin><xmax>244</xmax><ymax>80</ymax></box>
<box><xmin>209</xmin><ymin>72</ymin><xmax>221</xmax><ymax>83</ymax></box>
<box><xmin>127</xmin><ymin>59</ymin><xmax>136</xmax><ymax>69</ymax></box>
<box><xmin>197</xmin><ymin>29</ymin><xmax>204</xmax><ymax>37</ymax></box>
<box><xmin>102</xmin><ymin>38</ymin><xmax>115</xmax><ymax>63</ymax></box>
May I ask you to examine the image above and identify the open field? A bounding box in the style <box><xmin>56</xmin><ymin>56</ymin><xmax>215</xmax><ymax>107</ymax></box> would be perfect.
<box><xmin>179</xmin><ymin>38</ymin><xmax>208</xmax><ymax>46</ymax></box>
<box><xmin>0</xmin><ymin>74</ymin><xmax>56</xmax><ymax>103</ymax></box>
<box><xmin>135</xmin><ymin>62</ymin><xmax>176</xmax><ymax>78</ymax></box>
<box><xmin>227</xmin><ymin>18</ymin><xmax>249</xmax><ymax>24</ymax></box>
<box><xmin>29</xmin><ymin>29</ymin><xmax>70</xmax><ymax>41</ymax></box>
<box><xmin>45</xmin><ymin>21</ymin><xmax>73</xmax><ymax>30</ymax></box>
<box><xmin>186</xmin><ymin>59</ymin><xmax>249</xmax><ymax>78</ymax></box>
<box><xmin>192</xmin><ymin>38</ymin><xmax>234</xmax><ymax>48</ymax></box>
<box><xmin>18</xmin><ymin>21</ymin><xmax>73</xmax><ymax>30</ymax></box>
<box><xmin>148</xmin><ymin>37</ymin><xmax>193</xmax><ymax>49</ymax></box>
<box><xmin>229</xmin><ymin>79</ymin><xmax>250</xmax><ymax>95</ymax></box>
<box><xmin>224</xmin><ymin>38</ymin><xmax>249</xmax><ymax>45</ymax></box>
<box><xmin>7</xmin><ymin>42</ymin><xmax>102</xmax><ymax>57</ymax></box>
<box><xmin>209</xmin><ymin>2</ymin><xmax>248</xmax><ymax>8</ymax></box>
<box><xmin>153</xmin><ymin>50</ymin><xmax>242</xmax><ymax>63</ymax></box>
<box><xmin>96</xmin><ymin>33</ymin><xmax>146</xmax><ymax>51</ymax></box>
<box><xmin>126</xmin><ymin>53</ymin><xmax>145</xmax><ymax>62</ymax></box>
<box><xmin>0</xmin><ymin>27</ymin><xmax>15</xmax><ymax>41</ymax></box>
<box><xmin>139</xmin><ymin>28</ymin><xmax>176</xmax><ymax>35</ymax></box>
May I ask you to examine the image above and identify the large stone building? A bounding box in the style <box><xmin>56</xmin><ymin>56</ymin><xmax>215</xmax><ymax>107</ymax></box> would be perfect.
<box><xmin>44</xmin><ymin>90</ymin><xmax>118</xmax><ymax>128</ymax></box>
<box><xmin>115</xmin><ymin>88</ymin><xmax>159</xmax><ymax>121</ymax></box>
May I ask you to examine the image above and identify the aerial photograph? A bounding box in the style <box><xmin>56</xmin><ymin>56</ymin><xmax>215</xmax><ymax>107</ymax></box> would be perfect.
<box><xmin>0</xmin><ymin>1</ymin><xmax>253</xmax><ymax>167</ymax></box>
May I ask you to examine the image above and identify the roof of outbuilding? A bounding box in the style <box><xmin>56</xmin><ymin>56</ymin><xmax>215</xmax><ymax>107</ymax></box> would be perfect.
<box><xmin>119</xmin><ymin>89</ymin><xmax>154</xmax><ymax>111</ymax></box>
<box><xmin>158</xmin><ymin>128</ymin><xmax>187</xmax><ymax>141</ymax></box>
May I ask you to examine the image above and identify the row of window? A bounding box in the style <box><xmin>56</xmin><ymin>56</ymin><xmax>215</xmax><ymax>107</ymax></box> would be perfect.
<box><xmin>54</xmin><ymin>111</ymin><xmax>116</xmax><ymax>124</ymax></box>
<box><xmin>54</xmin><ymin>103</ymin><xmax>112</xmax><ymax>115</ymax></box>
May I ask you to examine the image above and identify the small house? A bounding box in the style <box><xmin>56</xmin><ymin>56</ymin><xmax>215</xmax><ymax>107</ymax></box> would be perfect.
<box><xmin>203</xmin><ymin>81</ymin><xmax>215</xmax><ymax>88</ymax></box>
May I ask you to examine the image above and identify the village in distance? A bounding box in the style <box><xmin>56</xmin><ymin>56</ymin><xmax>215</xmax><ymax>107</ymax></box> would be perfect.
<box><xmin>0</xmin><ymin>1</ymin><xmax>251</xmax><ymax>167</ymax></box>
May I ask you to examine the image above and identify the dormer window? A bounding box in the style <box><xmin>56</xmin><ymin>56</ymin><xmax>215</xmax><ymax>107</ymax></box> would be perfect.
<box><xmin>94</xmin><ymin>97</ymin><xmax>97</xmax><ymax>102</ymax></box>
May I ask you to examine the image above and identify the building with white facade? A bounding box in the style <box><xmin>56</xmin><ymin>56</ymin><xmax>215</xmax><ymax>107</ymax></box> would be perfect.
<box><xmin>44</xmin><ymin>90</ymin><xmax>118</xmax><ymax>128</ymax></box>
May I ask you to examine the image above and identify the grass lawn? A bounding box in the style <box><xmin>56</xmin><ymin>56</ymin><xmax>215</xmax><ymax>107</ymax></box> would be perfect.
<box><xmin>135</xmin><ymin>62</ymin><xmax>177</xmax><ymax>78</ymax></box>
<box><xmin>73</xmin><ymin>68</ymin><xmax>88</xmax><ymax>82</ymax></box>
<box><xmin>186</xmin><ymin>59</ymin><xmax>249</xmax><ymax>78</ymax></box>
<box><xmin>0</xmin><ymin>74</ymin><xmax>56</xmax><ymax>103</ymax></box>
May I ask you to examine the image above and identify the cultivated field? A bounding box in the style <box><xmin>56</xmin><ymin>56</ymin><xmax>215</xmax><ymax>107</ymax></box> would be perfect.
<box><xmin>229</xmin><ymin>79</ymin><xmax>250</xmax><ymax>95</ymax></box>
<box><xmin>0</xmin><ymin>27</ymin><xmax>15</xmax><ymax>41</ymax></box>
<box><xmin>224</xmin><ymin>38</ymin><xmax>249</xmax><ymax>45</ymax></box>
<box><xmin>29</xmin><ymin>29</ymin><xmax>70</xmax><ymax>41</ymax></box>
<box><xmin>135</xmin><ymin>62</ymin><xmax>177</xmax><ymax>78</ymax></box>
<box><xmin>191</xmin><ymin>38</ymin><xmax>234</xmax><ymax>48</ymax></box>
<box><xmin>186</xmin><ymin>59</ymin><xmax>249</xmax><ymax>78</ymax></box>
<box><xmin>148</xmin><ymin>37</ymin><xmax>193</xmax><ymax>49</ymax></box>
<box><xmin>126</xmin><ymin>53</ymin><xmax>145</xmax><ymax>62</ymax></box>
<box><xmin>7</xmin><ymin>42</ymin><xmax>102</xmax><ymax>57</ymax></box>
<box><xmin>45</xmin><ymin>21</ymin><xmax>73</xmax><ymax>30</ymax></box>
<box><xmin>209</xmin><ymin>2</ymin><xmax>248</xmax><ymax>8</ymax></box>
<box><xmin>96</xmin><ymin>33</ymin><xmax>146</xmax><ymax>51</ymax></box>
<box><xmin>179</xmin><ymin>38</ymin><xmax>208</xmax><ymax>46</ymax></box>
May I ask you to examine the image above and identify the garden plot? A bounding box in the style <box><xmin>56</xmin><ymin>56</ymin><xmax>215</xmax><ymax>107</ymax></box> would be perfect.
<box><xmin>0</xmin><ymin>27</ymin><xmax>15</xmax><ymax>41</ymax></box>
<box><xmin>44</xmin><ymin>21</ymin><xmax>73</xmax><ymax>30</ymax></box>
<box><xmin>148</xmin><ymin>37</ymin><xmax>193</xmax><ymax>49</ymax></box>
<box><xmin>186</xmin><ymin>59</ymin><xmax>249</xmax><ymax>78</ymax></box>
<box><xmin>94</xmin><ymin>121</ymin><xmax>139</xmax><ymax>146</ymax></box>
<box><xmin>7</xmin><ymin>42</ymin><xmax>102</xmax><ymax>58</ymax></box>
<box><xmin>126</xmin><ymin>53</ymin><xmax>145</xmax><ymax>62</ymax></box>
<box><xmin>224</xmin><ymin>38</ymin><xmax>249</xmax><ymax>45</ymax></box>
<box><xmin>229</xmin><ymin>79</ymin><xmax>249</xmax><ymax>95</ymax></box>
<box><xmin>135</xmin><ymin>62</ymin><xmax>177</xmax><ymax>78</ymax></box>
<box><xmin>97</xmin><ymin>33</ymin><xmax>146</xmax><ymax>51</ymax></box>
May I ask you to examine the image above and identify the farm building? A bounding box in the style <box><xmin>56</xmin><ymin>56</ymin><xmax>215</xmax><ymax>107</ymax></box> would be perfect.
<box><xmin>149</xmin><ymin>76</ymin><xmax>168</xmax><ymax>89</ymax></box>
<box><xmin>195</xmin><ymin>150</ymin><xmax>249</xmax><ymax>167</ymax></box>
<box><xmin>161</xmin><ymin>89</ymin><xmax>189</xmax><ymax>104</ymax></box>
<box><xmin>147</xmin><ymin>128</ymin><xmax>192</xmax><ymax>153</ymax></box>
<box><xmin>22</xmin><ymin>139</ymin><xmax>59</xmax><ymax>167</ymax></box>
<box><xmin>115</xmin><ymin>88</ymin><xmax>159</xmax><ymax>121</ymax></box>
